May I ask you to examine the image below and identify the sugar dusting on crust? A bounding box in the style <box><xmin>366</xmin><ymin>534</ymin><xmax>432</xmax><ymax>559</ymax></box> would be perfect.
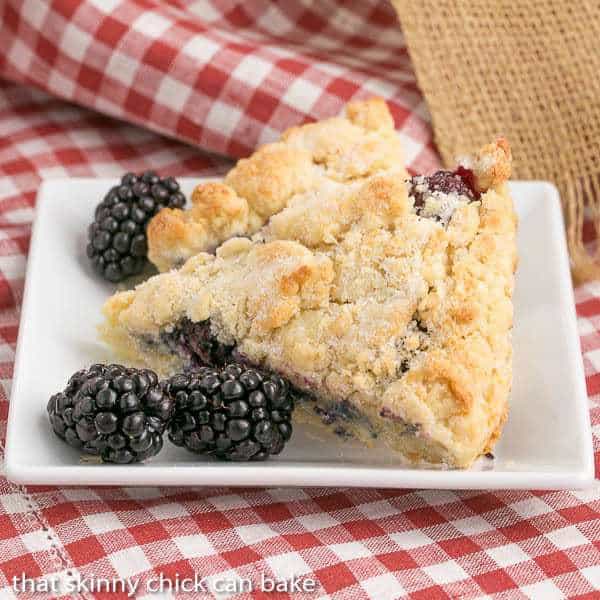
<box><xmin>102</xmin><ymin>138</ymin><xmax>516</xmax><ymax>469</ymax></box>
<box><xmin>147</xmin><ymin>98</ymin><xmax>406</xmax><ymax>272</ymax></box>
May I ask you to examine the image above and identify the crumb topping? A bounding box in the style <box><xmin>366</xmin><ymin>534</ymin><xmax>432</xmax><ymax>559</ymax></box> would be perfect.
<box><xmin>102</xmin><ymin>137</ymin><xmax>516</xmax><ymax>468</ymax></box>
<box><xmin>147</xmin><ymin>98</ymin><xmax>406</xmax><ymax>272</ymax></box>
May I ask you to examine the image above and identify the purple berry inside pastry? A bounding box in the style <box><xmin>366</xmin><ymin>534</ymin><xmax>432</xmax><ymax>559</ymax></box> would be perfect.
<box><xmin>409</xmin><ymin>169</ymin><xmax>480</xmax><ymax>224</ymax></box>
<box><xmin>412</xmin><ymin>170</ymin><xmax>475</xmax><ymax>207</ymax></box>
<box><xmin>158</xmin><ymin>319</ymin><xmax>381</xmax><ymax>440</ymax></box>
<box><xmin>153</xmin><ymin>314</ymin><xmax>430</xmax><ymax>443</ymax></box>
<box><xmin>160</xmin><ymin>319</ymin><xmax>237</xmax><ymax>367</ymax></box>
<box><xmin>453</xmin><ymin>165</ymin><xmax>479</xmax><ymax>198</ymax></box>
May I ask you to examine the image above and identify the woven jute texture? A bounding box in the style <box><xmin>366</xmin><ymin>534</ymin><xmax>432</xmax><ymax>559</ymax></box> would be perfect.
<box><xmin>392</xmin><ymin>0</ymin><xmax>600</xmax><ymax>282</ymax></box>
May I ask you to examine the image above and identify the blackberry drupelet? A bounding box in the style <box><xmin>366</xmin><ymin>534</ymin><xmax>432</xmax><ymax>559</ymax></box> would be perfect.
<box><xmin>167</xmin><ymin>364</ymin><xmax>295</xmax><ymax>461</ymax></box>
<box><xmin>47</xmin><ymin>363</ymin><xmax>173</xmax><ymax>464</ymax></box>
<box><xmin>422</xmin><ymin>170</ymin><xmax>475</xmax><ymax>199</ymax></box>
<box><xmin>410</xmin><ymin>169</ymin><xmax>477</xmax><ymax>211</ymax></box>
<box><xmin>87</xmin><ymin>171</ymin><xmax>186</xmax><ymax>282</ymax></box>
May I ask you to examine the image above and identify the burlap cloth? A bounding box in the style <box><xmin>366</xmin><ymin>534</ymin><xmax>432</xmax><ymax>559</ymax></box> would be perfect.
<box><xmin>392</xmin><ymin>0</ymin><xmax>600</xmax><ymax>282</ymax></box>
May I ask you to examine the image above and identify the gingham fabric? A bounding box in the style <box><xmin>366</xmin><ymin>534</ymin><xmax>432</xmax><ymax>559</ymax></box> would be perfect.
<box><xmin>0</xmin><ymin>0</ymin><xmax>436</xmax><ymax>170</ymax></box>
<box><xmin>0</xmin><ymin>1</ymin><xmax>598</xmax><ymax>599</ymax></box>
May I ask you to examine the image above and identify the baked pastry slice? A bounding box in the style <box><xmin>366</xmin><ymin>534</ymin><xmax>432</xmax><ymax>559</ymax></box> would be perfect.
<box><xmin>147</xmin><ymin>98</ymin><xmax>405</xmax><ymax>271</ymax></box>
<box><xmin>101</xmin><ymin>139</ymin><xmax>516</xmax><ymax>468</ymax></box>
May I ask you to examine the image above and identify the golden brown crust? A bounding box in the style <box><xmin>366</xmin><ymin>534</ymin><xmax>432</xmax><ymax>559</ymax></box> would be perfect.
<box><xmin>460</xmin><ymin>137</ymin><xmax>512</xmax><ymax>193</ymax></box>
<box><xmin>147</xmin><ymin>98</ymin><xmax>405</xmax><ymax>272</ymax></box>
<box><xmin>146</xmin><ymin>183</ymin><xmax>261</xmax><ymax>272</ymax></box>
<box><xmin>224</xmin><ymin>145</ymin><xmax>314</xmax><ymax>219</ymax></box>
<box><xmin>103</xmin><ymin>139</ymin><xmax>516</xmax><ymax>469</ymax></box>
<box><xmin>346</xmin><ymin>97</ymin><xmax>395</xmax><ymax>130</ymax></box>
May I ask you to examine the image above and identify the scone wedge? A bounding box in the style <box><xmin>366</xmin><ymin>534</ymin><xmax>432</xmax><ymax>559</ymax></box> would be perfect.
<box><xmin>101</xmin><ymin>138</ymin><xmax>517</xmax><ymax>469</ymax></box>
<box><xmin>147</xmin><ymin>98</ymin><xmax>405</xmax><ymax>271</ymax></box>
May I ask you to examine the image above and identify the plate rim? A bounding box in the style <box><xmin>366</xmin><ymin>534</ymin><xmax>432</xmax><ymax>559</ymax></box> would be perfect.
<box><xmin>4</xmin><ymin>178</ymin><xmax>595</xmax><ymax>489</ymax></box>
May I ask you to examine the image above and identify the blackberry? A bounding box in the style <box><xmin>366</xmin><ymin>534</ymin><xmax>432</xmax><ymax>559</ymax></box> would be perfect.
<box><xmin>410</xmin><ymin>169</ymin><xmax>477</xmax><ymax>210</ymax></box>
<box><xmin>167</xmin><ymin>364</ymin><xmax>295</xmax><ymax>461</ymax></box>
<box><xmin>86</xmin><ymin>171</ymin><xmax>186</xmax><ymax>282</ymax></box>
<box><xmin>47</xmin><ymin>364</ymin><xmax>173</xmax><ymax>464</ymax></box>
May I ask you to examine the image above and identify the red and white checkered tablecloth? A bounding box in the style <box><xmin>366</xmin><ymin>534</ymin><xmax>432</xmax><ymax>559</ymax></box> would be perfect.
<box><xmin>0</xmin><ymin>1</ymin><xmax>598</xmax><ymax>598</ymax></box>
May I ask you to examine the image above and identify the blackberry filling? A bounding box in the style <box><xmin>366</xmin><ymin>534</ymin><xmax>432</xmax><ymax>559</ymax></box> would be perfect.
<box><xmin>409</xmin><ymin>168</ymin><xmax>478</xmax><ymax>224</ymax></box>
<box><xmin>313</xmin><ymin>401</ymin><xmax>378</xmax><ymax>439</ymax></box>
<box><xmin>396</xmin><ymin>314</ymin><xmax>429</xmax><ymax>377</ymax></box>
<box><xmin>160</xmin><ymin>318</ymin><xmax>238</xmax><ymax>367</ymax></box>
<box><xmin>157</xmin><ymin>318</ymin><xmax>422</xmax><ymax>442</ymax></box>
<box><xmin>379</xmin><ymin>407</ymin><xmax>422</xmax><ymax>436</ymax></box>
<box><xmin>454</xmin><ymin>166</ymin><xmax>479</xmax><ymax>198</ymax></box>
<box><xmin>412</xmin><ymin>170</ymin><xmax>476</xmax><ymax>206</ymax></box>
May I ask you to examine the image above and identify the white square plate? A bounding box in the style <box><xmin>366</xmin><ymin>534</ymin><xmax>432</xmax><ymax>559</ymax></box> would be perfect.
<box><xmin>4</xmin><ymin>179</ymin><xmax>595</xmax><ymax>489</ymax></box>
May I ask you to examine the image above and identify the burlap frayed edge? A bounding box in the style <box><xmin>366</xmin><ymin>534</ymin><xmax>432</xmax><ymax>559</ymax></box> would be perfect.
<box><xmin>564</xmin><ymin>175</ymin><xmax>600</xmax><ymax>284</ymax></box>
